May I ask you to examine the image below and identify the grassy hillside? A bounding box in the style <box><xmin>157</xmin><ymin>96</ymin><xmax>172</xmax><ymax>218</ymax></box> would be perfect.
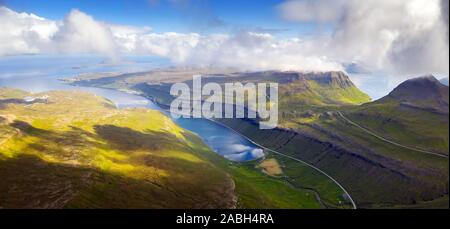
<box><xmin>280</xmin><ymin>72</ymin><xmax>371</xmax><ymax>107</ymax></box>
<box><xmin>344</xmin><ymin>76</ymin><xmax>449</xmax><ymax>155</ymax></box>
<box><xmin>1</xmin><ymin>89</ymin><xmax>235</xmax><ymax>208</ymax></box>
<box><xmin>344</xmin><ymin>100</ymin><xmax>449</xmax><ymax>155</ymax></box>
<box><xmin>0</xmin><ymin>88</ymin><xmax>342</xmax><ymax>209</ymax></box>
<box><xmin>275</xmin><ymin>77</ymin><xmax>449</xmax><ymax>208</ymax></box>
<box><xmin>64</xmin><ymin>70</ymin><xmax>448</xmax><ymax>208</ymax></box>
<box><xmin>68</xmin><ymin>70</ymin><xmax>371</xmax><ymax>108</ymax></box>
<box><xmin>208</xmin><ymin>74</ymin><xmax>447</xmax><ymax>208</ymax></box>
<box><xmin>217</xmin><ymin>115</ymin><xmax>448</xmax><ymax>209</ymax></box>
<box><xmin>278</xmin><ymin>72</ymin><xmax>371</xmax><ymax>124</ymax></box>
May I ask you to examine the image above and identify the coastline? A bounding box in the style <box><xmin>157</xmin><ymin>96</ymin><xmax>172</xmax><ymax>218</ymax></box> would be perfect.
<box><xmin>66</xmin><ymin>82</ymin><xmax>356</xmax><ymax>209</ymax></box>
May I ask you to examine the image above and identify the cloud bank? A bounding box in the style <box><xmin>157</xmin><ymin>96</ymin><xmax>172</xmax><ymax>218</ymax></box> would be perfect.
<box><xmin>0</xmin><ymin>7</ymin><xmax>150</xmax><ymax>61</ymax></box>
<box><xmin>0</xmin><ymin>0</ymin><xmax>449</xmax><ymax>76</ymax></box>
<box><xmin>0</xmin><ymin>6</ymin><xmax>342</xmax><ymax>71</ymax></box>
<box><xmin>278</xmin><ymin>0</ymin><xmax>449</xmax><ymax>76</ymax></box>
<box><xmin>0</xmin><ymin>7</ymin><xmax>58</xmax><ymax>56</ymax></box>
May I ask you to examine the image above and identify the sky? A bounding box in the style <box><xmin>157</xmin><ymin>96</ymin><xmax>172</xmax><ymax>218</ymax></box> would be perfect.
<box><xmin>1</xmin><ymin>0</ymin><xmax>306</xmax><ymax>34</ymax></box>
<box><xmin>0</xmin><ymin>0</ymin><xmax>449</xmax><ymax>82</ymax></box>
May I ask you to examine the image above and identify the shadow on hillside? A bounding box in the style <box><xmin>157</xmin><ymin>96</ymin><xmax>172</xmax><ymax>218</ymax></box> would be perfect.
<box><xmin>0</xmin><ymin>99</ymin><xmax>25</xmax><ymax>109</ymax></box>
<box><xmin>8</xmin><ymin>121</ymin><xmax>200</xmax><ymax>168</ymax></box>
<box><xmin>0</xmin><ymin>98</ymin><xmax>48</xmax><ymax>110</ymax></box>
<box><xmin>10</xmin><ymin>120</ymin><xmax>55</xmax><ymax>136</ymax></box>
<box><xmin>10</xmin><ymin>120</ymin><xmax>188</xmax><ymax>151</ymax></box>
<box><xmin>0</xmin><ymin>154</ymin><xmax>228</xmax><ymax>209</ymax></box>
<box><xmin>1</xmin><ymin>121</ymin><xmax>233</xmax><ymax>209</ymax></box>
<box><xmin>93</xmin><ymin>124</ymin><xmax>188</xmax><ymax>152</ymax></box>
<box><xmin>0</xmin><ymin>154</ymin><xmax>94</xmax><ymax>209</ymax></box>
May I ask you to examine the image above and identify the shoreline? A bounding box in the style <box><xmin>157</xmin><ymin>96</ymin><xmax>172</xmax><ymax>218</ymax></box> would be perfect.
<box><xmin>67</xmin><ymin>83</ymin><xmax>357</xmax><ymax>209</ymax></box>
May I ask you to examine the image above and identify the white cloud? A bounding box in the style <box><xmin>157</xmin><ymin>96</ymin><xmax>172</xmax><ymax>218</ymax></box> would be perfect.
<box><xmin>136</xmin><ymin>32</ymin><xmax>201</xmax><ymax>62</ymax></box>
<box><xmin>225</xmin><ymin>144</ymin><xmax>252</xmax><ymax>153</ymax></box>
<box><xmin>0</xmin><ymin>7</ymin><xmax>58</xmax><ymax>56</ymax></box>
<box><xmin>180</xmin><ymin>31</ymin><xmax>343</xmax><ymax>71</ymax></box>
<box><xmin>0</xmin><ymin>2</ymin><xmax>448</xmax><ymax>76</ymax></box>
<box><xmin>277</xmin><ymin>0</ymin><xmax>346</xmax><ymax>23</ymax></box>
<box><xmin>124</xmin><ymin>31</ymin><xmax>342</xmax><ymax>71</ymax></box>
<box><xmin>250</xmin><ymin>149</ymin><xmax>265</xmax><ymax>158</ymax></box>
<box><xmin>109</xmin><ymin>24</ymin><xmax>152</xmax><ymax>52</ymax></box>
<box><xmin>277</xmin><ymin>0</ymin><xmax>449</xmax><ymax>76</ymax></box>
<box><xmin>0</xmin><ymin>7</ymin><xmax>151</xmax><ymax>61</ymax></box>
<box><xmin>51</xmin><ymin>9</ymin><xmax>119</xmax><ymax>60</ymax></box>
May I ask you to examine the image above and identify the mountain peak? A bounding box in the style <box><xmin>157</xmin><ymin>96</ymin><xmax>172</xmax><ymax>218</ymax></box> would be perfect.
<box><xmin>385</xmin><ymin>75</ymin><xmax>449</xmax><ymax>114</ymax></box>
<box><xmin>390</xmin><ymin>75</ymin><xmax>442</xmax><ymax>95</ymax></box>
<box><xmin>389</xmin><ymin>75</ymin><xmax>445</xmax><ymax>98</ymax></box>
<box><xmin>406</xmin><ymin>75</ymin><xmax>439</xmax><ymax>83</ymax></box>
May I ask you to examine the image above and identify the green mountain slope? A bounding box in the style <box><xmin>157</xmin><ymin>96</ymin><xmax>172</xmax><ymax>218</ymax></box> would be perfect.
<box><xmin>210</xmin><ymin>74</ymin><xmax>448</xmax><ymax>208</ymax></box>
<box><xmin>305</xmin><ymin>76</ymin><xmax>449</xmax><ymax>208</ymax></box>
<box><xmin>64</xmin><ymin>70</ymin><xmax>448</xmax><ymax>208</ymax></box>
<box><xmin>0</xmin><ymin>88</ymin><xmax>343</xmax><ymax>209</ymax></box>
<box><xmin>0</xmin><ymin>89</ymin><xmax>236</xmax><ymax>208</ymax></box>
<box><xmin>67</xmin><ymin>70</ymin><xmax>371</xmax><ymax>107</ymax></box>
<box><xmin>279</xmin><ymin>71</ymin><xmax>371</xmax><ymax>107</ymax></box>
<box><xmin>346</xmin><ymin>76</ymin><xmax>449</xmax><ymax>155</ymax></box>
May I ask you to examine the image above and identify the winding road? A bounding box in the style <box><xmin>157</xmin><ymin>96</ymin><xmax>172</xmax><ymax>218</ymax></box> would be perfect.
<box><xmin>208</xmin><ymin>118</ymin><xmax>358</xmax><ymax>210</ymax></box>
<box><xmin>336</xmin><ymin>111</ymin><xmax>449</xmax><ymax>159</ymax></box>
<box><xmin>73</xmin><ymin>85</ymin><xmax>359</xmax><ymax>209</ymax></box>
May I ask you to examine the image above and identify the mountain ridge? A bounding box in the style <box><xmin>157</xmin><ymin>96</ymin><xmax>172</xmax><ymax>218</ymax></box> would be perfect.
<box><xmin>61</xmin><ymin>69</ymin><xmax>449</xmax><ymax>208</ymax></box>
<box><xmin>379</xmin><ymin>75</ymin><xmax>449</xmax><ymax>114</ymax></box>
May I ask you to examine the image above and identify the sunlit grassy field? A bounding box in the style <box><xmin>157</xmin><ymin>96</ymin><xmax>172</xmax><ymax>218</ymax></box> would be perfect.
<box><xmin>0</xmin><ymin>88</ymin><xmax>336</xmax><ymax>209</ymax></box>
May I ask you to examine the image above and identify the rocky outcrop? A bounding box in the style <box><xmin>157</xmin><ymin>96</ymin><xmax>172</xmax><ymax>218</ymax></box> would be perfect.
<box><xmin>302</xmin><ymin>71</ymin><xmax>356</xmax><ymax>88</ymax></box>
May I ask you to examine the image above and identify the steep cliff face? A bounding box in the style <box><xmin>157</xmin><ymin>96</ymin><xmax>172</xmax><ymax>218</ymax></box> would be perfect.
<box><xmin>118</xmin><ymin>70</ymin><xmax>371</xmax><ymax>114</ymax></box>
<box><xmin>278</xmin><ymin>71</ymin><xmax>371</xmax><ymax>107</ymax></box>
<box><xmin>215</xmin><ymin>117</ymin><xmax>448</xmax><ymax>209</ymax></box>
<box><xmin>63</xmin><ymin>69</ymin><xmax>449</xmax><ymax>208</ymax></box>
<box><xmin>213</xmin><ymin>75</ymin><xmax>449</xmax><ymax>209</ymax></box>
<box><xmin>302</xmin><ymin>71</ymin><xmax>356</xmax><ymax>89</ymax></box>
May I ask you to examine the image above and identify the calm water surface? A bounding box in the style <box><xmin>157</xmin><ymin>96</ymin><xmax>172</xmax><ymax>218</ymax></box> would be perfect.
<box><xmin>0</xmin><ymin>55</ymin><xmax>264</xmax><ymax>162</ymax></box>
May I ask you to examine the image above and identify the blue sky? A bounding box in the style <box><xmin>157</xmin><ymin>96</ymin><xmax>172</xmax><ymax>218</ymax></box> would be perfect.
<box><xmin>0</xmin><ymin>0</ymin><xmax>448</xmax><ymax>82</ymax></box>
<box><xmin>3</xmin><ymin>0</ymin><xmax>318</xmax><ymax>36</ymax></box>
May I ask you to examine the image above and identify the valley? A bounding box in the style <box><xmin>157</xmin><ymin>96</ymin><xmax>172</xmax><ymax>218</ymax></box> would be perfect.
<box><xmin>0</xmin><ymin>2</ymin><xmax>449</xmax><ymax>226</ymax></box>
<box><xmin>0</xmin><ymin>87</ymin><xmax>352</xmax><ymax>209</ymax></box>
<box><xmin>65</xmin><ymin>68</ymin><xmax>449</xmax><ymax>208</ymax></box>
